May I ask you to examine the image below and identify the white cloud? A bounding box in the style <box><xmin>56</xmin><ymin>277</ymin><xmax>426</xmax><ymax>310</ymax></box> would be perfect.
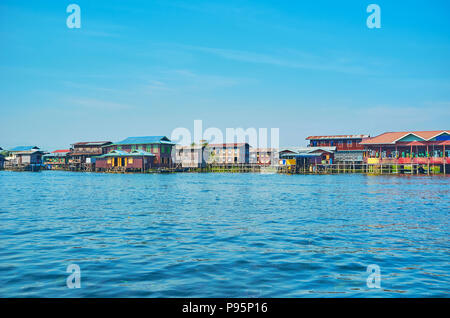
<box><xmin>181</xmin><ymin>45</ymin><xmax>373</xmax><ymax>75</ymax></box>
<box><xmin>65</xmin><ymin>97</ymin><xmax>134</xmax><ymax>111</ymax></box>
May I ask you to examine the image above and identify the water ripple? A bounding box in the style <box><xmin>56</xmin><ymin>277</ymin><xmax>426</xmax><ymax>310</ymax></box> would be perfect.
<box><xmin>0</xmin><ymin>171</ymin><xmax>449</xmax><ymax>297</ymax></box>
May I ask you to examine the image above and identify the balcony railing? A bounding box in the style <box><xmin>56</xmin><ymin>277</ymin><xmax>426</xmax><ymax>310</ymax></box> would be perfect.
<box><xmin>365</xmin><ymin>157</ymin><xmax>450</xmax><ymax>164</ymax></box>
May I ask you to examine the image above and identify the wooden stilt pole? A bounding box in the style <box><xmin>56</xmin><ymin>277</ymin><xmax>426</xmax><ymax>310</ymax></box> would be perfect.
<box><xmin>444</xmin><ymin>145</ymin><xmax>446</xmax><ymax>175</ymax></box>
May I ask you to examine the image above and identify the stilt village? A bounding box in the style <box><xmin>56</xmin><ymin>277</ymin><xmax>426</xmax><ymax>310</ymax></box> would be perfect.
<box><xmin>1</xmin><ymin>130</ymin><xmax>449</xmax><ymax>176</ymax></box>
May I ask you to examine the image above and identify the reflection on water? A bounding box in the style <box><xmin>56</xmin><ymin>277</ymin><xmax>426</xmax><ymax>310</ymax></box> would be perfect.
<box><xmin>0</xmin><ymin>171</ymin><xmax>448</xmax><ymax>297</ymax></box>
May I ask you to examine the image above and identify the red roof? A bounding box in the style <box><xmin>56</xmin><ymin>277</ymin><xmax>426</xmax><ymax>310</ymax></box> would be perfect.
<box><xmin>52</xmin><ymin>149</ymin><xmax>70</xmax><ymax>153</ymax></box>
<box><xmin>360</xmin><ymin>130</ymin><xmax>450</xmax><ymax>145</ymax></box>
<box><xmin>306</xmin><ymin>134</ymin><xmax>369</xmax><ymax>140</ymax></box>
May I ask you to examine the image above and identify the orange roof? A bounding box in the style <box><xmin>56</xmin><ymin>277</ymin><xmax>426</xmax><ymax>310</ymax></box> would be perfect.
<box><xmin>306</xmin><ymin>134</ymin><xmax>369</xmax><ymax>140</ymax></box>
<box><xmin>360</xmin><ymin>130</ymin><xmax>450</xmax><ymax>145</ymax></box>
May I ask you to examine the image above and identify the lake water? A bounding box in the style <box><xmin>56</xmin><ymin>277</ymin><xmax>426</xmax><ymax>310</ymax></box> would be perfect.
<box><xmin>0</xmin><ymin>170</ymin><xmax>448</xmax><ymax>297</ymax></box>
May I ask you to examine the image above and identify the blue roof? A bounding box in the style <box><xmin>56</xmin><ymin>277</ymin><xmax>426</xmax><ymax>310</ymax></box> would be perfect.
<box><xmin>9</xmin><ymin>146</ymin><xmax>40</xmax><ymax>152</ymax></box>
<box><xmin>114</xmin><ymin>136</ymin><xmax>174</xmax><ymax>145</ymax></box>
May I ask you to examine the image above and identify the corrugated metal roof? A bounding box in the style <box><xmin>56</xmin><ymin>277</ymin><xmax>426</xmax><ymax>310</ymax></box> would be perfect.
<box><xmin>208</xmin><ymin>143</ymin><xmax>249</xmax><ymax>147</ymax></box>
<box><xmin>113</xmin><ymin>136</ymin><xmax>174</xmax><ymax>145</ymax></box>
<box><xmin>9</xmin><ymin>146</ymin><xmax>40</xmax><ymax>152</ymax></box>
<box><xmin>280</xmin><ymin>153</ymin><xmax>320</xmax><ymax>158</ymax></box>
<box><xmin>43</xmin><ymin>152</ymin><xmax>68</xmax><ymax>158</ymax></box>
<box><xmin>307</xmin><ymin>146</ymin><xmax>336</xmax><ymax>153</ymax></box>
<box><xmin>131</xmin><ymin>149</ymin><xmax>156</xmax><ymax>156</ymax></box>
<box><xmin>175</xmin><ymin>145</ymin><xmax>205</xmax><ymax>150</ymax></box>
<box><xmin>306</xmin><ymin>134</ymin><xmax>369</xmax><ymax>140</ymax></box>
<box><xmin>96</xmin><ymin>149</ymin><xmax>156</xmax><ymax>158</ymax></box>
<box><xmin>395</xmin><ymin>140</ymin><xmax>450</xmax><ymax>146</ymax></box>
<box><xmin>13</xmin><ymin>150</ymin><xmax>45</xmax><ymax>155</ymax></box>
<box><xmin>249</xmin><ymin>148</ymin><xmax>276</xmax><ymax>152</ymax></box>
<box><xmin>72</xmin><ymin>141</ymin><xmax>112</xmax><ymax>146</ymax></box>
<box><xmin>278</xmin><ymin>147</ymin><xmax>306</xmax><ymax>153</ymax></box>
<box><xmin>279</xmin><ymin>146</ymin><xmax>336</xmax><ymax>154</ymax></box>
<box><xmin>69</xmin><ymin>152</ymin><xmax>103</xmax><ymax>156</ymax></box>
<box><xmin>360</xmin><ymin>130</ymin><xmax>450</xmax><ymax>145</ymax></box>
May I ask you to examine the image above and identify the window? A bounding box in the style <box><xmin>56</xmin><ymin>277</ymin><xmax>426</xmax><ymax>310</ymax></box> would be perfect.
<box><xmin>153</xmin><ymin>145</ymin><xmax>158</xmax><ymax>153</ymax></box>
<box><xmin>347</xmin><ymin>140</ymin><xmax>352</xmax><ymax>146</ymax></box>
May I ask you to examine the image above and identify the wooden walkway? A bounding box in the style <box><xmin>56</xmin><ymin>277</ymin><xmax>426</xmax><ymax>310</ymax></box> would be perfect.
<box><xmin>5</xmin><ymin>162</ymin><xmax>446</xmax><ymax>176</ymax></box>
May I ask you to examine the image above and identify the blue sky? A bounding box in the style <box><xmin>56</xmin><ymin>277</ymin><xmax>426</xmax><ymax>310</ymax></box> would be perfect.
<box><xmin>1</xmin><ymin>0</ymin><xmax>449</xmax><ymax>150</ymax></box>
